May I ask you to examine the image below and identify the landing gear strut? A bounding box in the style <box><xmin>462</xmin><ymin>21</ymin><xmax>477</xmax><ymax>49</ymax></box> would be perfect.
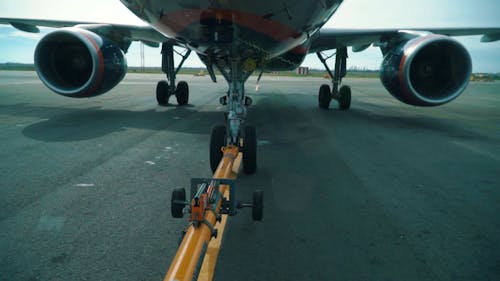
<box><xmin>316</xmin><ymin>47</ymin><xmax>351</xmax><ymax>110</ymax></box>
<box><xmin>209</xmin><ymin>57</ymin><xmax>257</xmax><ymax>174</ymax></box>
<box><xmin>156</xmin><ymin>42</ymin><xmax>192</xmax><ymax>105</ymax></box>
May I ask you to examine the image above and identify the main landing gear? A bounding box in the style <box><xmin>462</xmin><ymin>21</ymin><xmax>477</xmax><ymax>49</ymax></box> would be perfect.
<box><xmin>317</xmin><ymin>47</ymin><xmax>351</xmax><ymax>110</ymax></box>
<box><xmin>209</xmin><ymin>58</ymin><xmax>257</xmax><ymax>174</ymax></box>
<box><xmin>156</xmin><ymin>42</ymin><xmax>192</xmax><ymax>106</ymax></box>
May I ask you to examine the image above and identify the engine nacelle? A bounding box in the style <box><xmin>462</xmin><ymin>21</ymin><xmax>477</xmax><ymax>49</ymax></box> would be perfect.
<box><xmin>380</xmin><ymin>34</ymin><xmax>471</xmax><ymax>106</ymax></box>
<box><xmin>34</xmin><ymin>28</ymin><xmax>127</xmax><ymax>98</ymax></box>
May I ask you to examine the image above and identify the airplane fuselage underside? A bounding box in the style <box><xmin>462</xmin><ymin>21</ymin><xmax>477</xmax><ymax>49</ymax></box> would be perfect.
<box><xmin>122</xmin><ymin>0</ymin><xmax>343</xmax><ymax>70</ymax></box>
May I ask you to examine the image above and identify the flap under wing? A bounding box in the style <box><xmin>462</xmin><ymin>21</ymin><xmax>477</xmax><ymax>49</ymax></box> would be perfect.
<box><xmin>309</xmin><ymin>27</ymin><xmax>500</xmax><ymax>53</ymax></box>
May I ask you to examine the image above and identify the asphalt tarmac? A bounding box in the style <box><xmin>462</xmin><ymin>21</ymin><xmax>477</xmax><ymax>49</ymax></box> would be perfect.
<box><xmin>0</xmin><ymin>71</ymin><xmax>499</xmax><ymax>281</ymax></box>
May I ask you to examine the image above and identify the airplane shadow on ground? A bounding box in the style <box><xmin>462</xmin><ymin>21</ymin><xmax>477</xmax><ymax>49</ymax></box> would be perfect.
<box><xmin>347</xmin><ymin>102</ymin><xmax>490</xmax><ymax>142</ymax></box>
<box><xmin>251</xmin><ymin>93</ymin><xmax>491</xmax><ymax>143</ymax></box>
<box><xmin>15</xmin><ymin>104</ymin><xmax>225</xmax><ymax>142</ymax></box>
<box><xmin>3</xmin><ymin>91</ymin><xmax>490</xmax><ymax>144</ymax></box>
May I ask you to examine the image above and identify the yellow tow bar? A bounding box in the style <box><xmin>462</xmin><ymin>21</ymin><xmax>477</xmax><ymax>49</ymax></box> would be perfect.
<box><xmin>164</xmin><ymin>145</ymin><xmax>263</xmax><ymax>281</ymax></box>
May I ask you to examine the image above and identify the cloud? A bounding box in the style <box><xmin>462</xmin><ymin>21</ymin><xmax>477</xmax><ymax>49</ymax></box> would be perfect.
<box><xmin>3</xmin><ymin>26</ymin><xmax>53</xmax><ymax>40</ymax></box>
<box><xmin>9</xmin><ymin>30</ymin><xmax>43</xmax><ymax>40</ymax></box>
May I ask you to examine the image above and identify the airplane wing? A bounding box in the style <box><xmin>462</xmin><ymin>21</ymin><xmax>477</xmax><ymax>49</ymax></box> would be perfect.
<box><xmin>309</xmin><ymin>27</ymin><xmax>500</xmax><ymax>53</ymax></box>
<box><xmin>4</xmin><ymin>17</ymin><xmax>499</xmax><ymax>53</ymax></box>
<box><xmin>0</xmin><ymin>17</ymin><xmax>168</xmax><ymax>50</ymax></box>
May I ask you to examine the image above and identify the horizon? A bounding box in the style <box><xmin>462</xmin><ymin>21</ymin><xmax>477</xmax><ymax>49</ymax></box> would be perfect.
<box><xmin>1</xmin><ymin>0</ymin><xmax>500</xmax><ymax>72</ymax></box>
<box><xmin>2</xmin><ymin>62</ymin><xmax>500</xmax><ymax>75</ymax></box>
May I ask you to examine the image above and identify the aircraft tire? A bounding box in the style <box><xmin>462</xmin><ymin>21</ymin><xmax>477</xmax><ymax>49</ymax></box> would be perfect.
<box><xmin>210</xmin><ymin>125</ymin><xmax>226</xmax><ymax>173</ymax></box>
<box><xmin>252</xmin><ymin>190</ymin><xmax>263</xmax><ymax>221</ymax></box>
<box><xmin>338</xmin><ymin>85</ymin><xmax>351</xmax><ymax>110</ymax></box>
<box><xmin>176</xmin><ymin>81</ymin><xmax>189</xmax><ymax>105</ymax></box>
<box><xmin>243</xmin><ymin>125</ymin><xmax>257</xmax><ymax>174</ymax></box>
<box><xmin>318</xmin><ymin>84</ymin><xmax>331</xmax><ymax>109</ymax></box>
<box><xmin>156</xmin><ymin>80</ymin><xmax>169</xmax><ymax>105</ymax></box>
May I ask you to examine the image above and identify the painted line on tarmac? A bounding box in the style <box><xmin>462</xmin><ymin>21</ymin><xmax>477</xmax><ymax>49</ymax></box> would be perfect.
<box><xmin>453</xmin><ymin>140</ymin><xmax>499</xmax><ymax>161</ymax></box>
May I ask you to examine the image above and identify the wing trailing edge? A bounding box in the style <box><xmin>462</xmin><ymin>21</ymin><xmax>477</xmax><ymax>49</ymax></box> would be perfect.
<box><xmin>309</xmin><ymin>27</ymin><xmax>500</xmax><ymax>53</ymax></box>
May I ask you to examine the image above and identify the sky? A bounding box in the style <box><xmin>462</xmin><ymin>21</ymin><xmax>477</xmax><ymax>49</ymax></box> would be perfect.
<box><xmin>0</xmin><ymin>0</ymin><xmax>499</xmax><ymax>72</ymax></box>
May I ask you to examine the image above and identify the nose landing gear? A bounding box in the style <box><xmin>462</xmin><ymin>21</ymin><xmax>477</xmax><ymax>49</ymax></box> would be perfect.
<box><xmin>209</xmin><ymin>57</ymin><xmax>257</xmax><ymax>174</ymax></box>
<box><xmin>209</xmin><ymin>125</ymin><xmax>257</xmax><ymax>174</ymax></box>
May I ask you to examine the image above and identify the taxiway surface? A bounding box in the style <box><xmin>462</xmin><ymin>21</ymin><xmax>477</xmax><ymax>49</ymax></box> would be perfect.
<box><xmin>0</xmin><ymin>71</ymin><xmax>499</xmax><ymax>281</ymax></box>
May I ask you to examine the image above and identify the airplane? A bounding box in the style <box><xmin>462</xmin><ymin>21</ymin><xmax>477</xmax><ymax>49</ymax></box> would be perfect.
<box><xmin>1</xmin><ymin>0</ymin><xmax>499</xmax><ymax>175</ymax></box>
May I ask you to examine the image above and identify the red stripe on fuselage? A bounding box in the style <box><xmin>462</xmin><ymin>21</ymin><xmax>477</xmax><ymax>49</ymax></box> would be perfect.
<box><xmin>158</xmin><ymin>8</ymin><xmax>308</xmax><ymax>54</ymax></box>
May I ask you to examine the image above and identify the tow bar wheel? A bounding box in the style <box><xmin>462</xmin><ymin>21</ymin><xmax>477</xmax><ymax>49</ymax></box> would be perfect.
<box><xmin>252</xmin><ymin>190</ymin><xmax>263</xmax><ymax>221</ymax></box>
<box><xmin>243</xmin><ymin>125</ymin><xmax>257</xmax><ymax>174</ymax></box>
<box><xmin>171</xmin><ymin>188</ymin><xmax>186</xmax><ymax>218</ymax></box>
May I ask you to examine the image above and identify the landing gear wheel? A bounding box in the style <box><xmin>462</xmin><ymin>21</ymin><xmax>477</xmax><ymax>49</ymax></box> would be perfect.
<box><xmin>156</xmin><ymin>81</ymin><xmax>169</xmax><ymax>105</ymax></box>
<box><xmin>252</xmin><ymin>190</ymin><xmax>263</xmax><ymax>221</ymax></box>
<box><xmin>175</xmin><ymin>81</ymin><xmax>189</xmax><ymax>105</ymax></box>
<box><xmin>338</xmin><ymin>85</ymin><xmax>351</xmax><ymax>110</ymax></box>
<box><xmin>171</xmin><ymin>188</ymin><xmax>186</xmax><ymax>218</ymax></box>
<box><xmin>243</xmin><ymin>125</ymin><xmax>257</xmax><ymax>174</ymax></box>
<box><xmin>210</xmin><ymin>126</ymin><xmax>226</xmax><ymax>173</ymax></box>
<box><xmin>318</xmin><ymin>84</ymin><xmax>332</xmax><ymax>109</ymax></box>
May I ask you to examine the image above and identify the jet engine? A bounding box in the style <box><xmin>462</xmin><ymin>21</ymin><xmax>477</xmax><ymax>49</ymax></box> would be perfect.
<box><xmin>380</xmin><ymin>34</ymin><xmax>471</xmax><ymax>106</ymax></box>
<box><xmin>34</xmin><ymin>28</ymin><xmax>127</xmax><ymax>98</ymax></box>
